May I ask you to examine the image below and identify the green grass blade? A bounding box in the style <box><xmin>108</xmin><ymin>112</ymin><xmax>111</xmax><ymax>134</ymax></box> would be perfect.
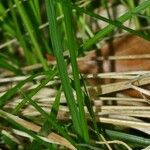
<box><xmin>8</xmin><ymin>0</ymin><xmax>35</xmax><ymax>64</ymax></box>
<box><xmin>32</xmin><ymin>86</ymin><xmax>62</xmax><ymax>150</ymax></box>
<box><xmin>19</xmin><ymin>90</ymin><xmax>76</xmax><ymax>147</ymax></box>
<box><xmin>0</xmin><ymin>110</ymin><xmax>52</xmax><ymax>148</ymax></box>
<box><xmin>106</xmin><ymin>129</ymin><xmax>150</xmax><ymax>146</ymax></box>
<box><xmin>1</xmin><ymin>20</ymin><xmax>16</xmax><ymax>37</ymax></box>
<box><xmin>1</xmin><ymin>131</ymin><xmax>18</xmax><ymax>149</ymax></box>
<box><xmin>0</xmin><ymin>2</ymin><xmax>6</xmax><ymax>20</ymax></box>
<box><xmin>0</xmin><ymin>53</ymin><xmax>19</xmax><ymax>67</ymax></box>
<box><xmin>45</xmin><ymin>0</ymin><xmax>82</xmax><ymax>136</ymax></box>
<box><xmin>40</xmin><ymin>85</ymin><xmax>62</xmax><ymax>136</ymax></box>
<box><xmin>0</xmin><ymin>58</ymin><xmax>22</xmax><ymax>75</ymax></box>
<box><xmin>12</xmin><ymin>69</ymin><xmax>57</xmax><ymax>115</ymax></box>
<box><xmin>79</xmin><ymin>0</ymin><xmax>150</xmax><ymax>50</ymax></box>
<box><xmin>126</xmin><ymin>0</ymin><xmax>140</xmax><ymax>29</ymax></box>
<box><xmin>14</xmin><ymin>0</ymin><xmax>48</xmax><ymax>70</ymax></box>
<box><xmin>61</xmin><ymin>0</ymin><xmax>89</xmax><ymax>142</ymax></box>
<box><xmin>28</xmin><ymin>0</ymin><xmax>41</xmax><ymax>24</ymax></box>
<box><xmin>72</xmin><ymin>5</ymin><xmax>149</xmax><ymax>44</ymax></box>
<box><xmin>0</xmin><ymin>73</ymin><xmax>44</xmax><ymax>108</ymax></box>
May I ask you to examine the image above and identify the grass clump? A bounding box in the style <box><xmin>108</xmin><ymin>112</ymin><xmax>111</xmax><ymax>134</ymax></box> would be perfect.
<box><xmin>0</xmin><ymin>0</ymin><xmax>150</xmax><ymax>149</ymax></box>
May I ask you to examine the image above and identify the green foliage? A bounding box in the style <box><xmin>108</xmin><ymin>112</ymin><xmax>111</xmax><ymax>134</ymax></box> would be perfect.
<box><xmin>0</xmin><ymin>0</ymin><xmax>150</xmax><ymax>149</ymax></box>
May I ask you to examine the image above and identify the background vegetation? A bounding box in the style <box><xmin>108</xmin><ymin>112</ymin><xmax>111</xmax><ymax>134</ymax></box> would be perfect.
<box><xmin>0</xmin><ymin>0</ymin><xmax>150</xmax><ymax>149</ymax></box>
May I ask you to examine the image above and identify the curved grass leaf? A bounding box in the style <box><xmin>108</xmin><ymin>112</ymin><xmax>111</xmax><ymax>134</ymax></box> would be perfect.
<box><xmin>72</xmin><ymin>4</ymin><xmax>149</xmax><ymax>41</ymax></box>
<box><xmin>79</xmin><ymin>0</ymin><xmax>150</xmax><ymax>50</ymax></box>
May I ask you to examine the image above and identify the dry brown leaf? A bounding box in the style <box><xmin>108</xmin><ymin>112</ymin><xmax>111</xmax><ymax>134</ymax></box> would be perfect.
<box><xmin>0</xmin><ymin>109</ymin><xmax>76</xmax><ymax>150</ymax></box>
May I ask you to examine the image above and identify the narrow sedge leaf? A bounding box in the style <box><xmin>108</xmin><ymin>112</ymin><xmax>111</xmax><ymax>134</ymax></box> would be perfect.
<box><xmin>106</xmin><ymin>129</ymin><xmax>150</xmax><ymax>146</ymax></box>
<box><xmin>61</xmin><ymin>0</ymin><xmax>89</xmax><ymax>142</ymax></box>
<box><xmin>45</xmin><ymin>0</ymin><xmax>81</xmax><ymax>135</ymax></box>
<box><xmin>19</xmin><ymin>90</ymin><xmax>76</xmax><ymax>147</ymax></box>
<box><xmin>12</xmin><ymin>69</ymin><xmax>57</xmax><ymax>114</ymax></box>
<box><xmin>40</xmin><ymin>86</ymin><xmax>62</xmax><ymax>136</ymax></box>
<box><xmin>0</xmin><ymin>73</ymin><xmax>44</xmax><ymax>108</ymax></box>
<box><xmin>8</xmin><ymin>0</ymin><xmax>34</xmax><ymax>64</ymax></box>
<box><xmin>72</xmin><ymin>5</ymin><xmax>148</xmax><ymax>40</ymax></box>
<box><xmin>14</xmin><ymin>0</ymin><xmax>48</xmax><ymax>70</ymax></box>
<box><xmin>80</xmin><ymin>0</ymin><xmax>150</xmax><ymax>50</ymax></box>
<box><xmin>29</xmin><ymin>0</ymin><xmax>41</xmax><ymax>24</ymax></box>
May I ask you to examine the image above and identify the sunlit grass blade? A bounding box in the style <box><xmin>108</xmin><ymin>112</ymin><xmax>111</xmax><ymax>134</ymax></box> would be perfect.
<box><xmin>61</xmin><ymin>0</ymin><xmax>89</xmax><ymax>142</ymax></box>
<box><xmin>8</xmin><ymin>0</ymin><xmax>35</xmax><ymax>64</ymax></box>
<box><xmin>27</xmin><ymin>0</ymin><xmax>52</xmax><ymax>56</ymax></box>
<box><xmin>14</xmin><ymin>0</ymin><xmax>48</xmax><ymax>70</ymax></box>
<box><xmin>126</xmin><ymin>0</ymin><xmax>140</xmax><ymax>29</ymax></box>
<box><xmin>0</xmin><ymin>0</ymin><xmax>150</xmax><ymax>149</ymax></box>
<box><xmin>45</xmin><ymin>0</ymin><xmax>82</xmax><ymax>136</ymax></box>
<box><xmin>12</xmin><ymin>69</ymin><xmax>57</xmax><ymax>115</ymax></box>
<box><xmin>72</xmin><ymin>4</ymin><xmax>150</xmax><ymax>49</ymax></box>
<box><xmin>79</xmin><ymin>0</ymin><xmax>150</xmax><ymax>50</ymax></box>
